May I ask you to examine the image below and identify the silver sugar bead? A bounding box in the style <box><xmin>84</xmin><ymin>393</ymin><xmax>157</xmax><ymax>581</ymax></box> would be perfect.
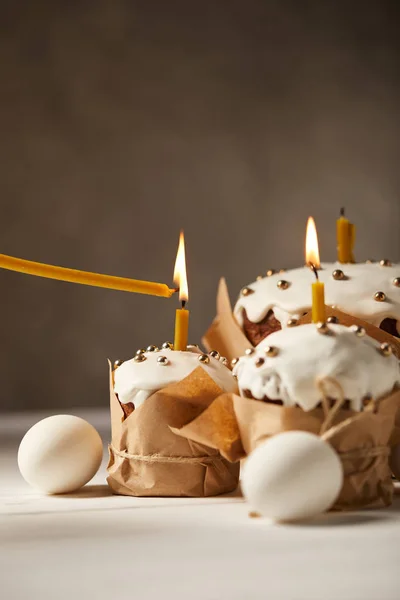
<box><xmin>287</xmin><ymin>318</ymin><xmax>299</xmax><ymax>327</ymax></box>
<box><xmin>161</xmin><ymin>342</ymin><xmax>174</xmax><ymax>350</ymax></box>
<box><xmin>209</xmin><ymin>350</ymin><xmax>220</xmax><ymax>360</ymax></box>
<box><xmin>198</xmin><ymin>354</ymin><xmax>210</xmax><ymax>364</ymax></box>
<box><xmin>134</xmin><ymin>354</ymin><xmax>147</xmax><ymax>363</ymax></box>
<box><xmin>350</xmin><ymin>325</ymin><xmax>366</xmax><ymax>337</ymax></box>
<box><xmin>327</xmin><ymin>316</ymin><xmax>339</xmax><ymax>324</ymax></box>
<box><xmin>157</xmin><ymin>356</ymin><xmax>169</xmax><ymax>366</ymax></box>
<box><xmin>265</xmin><ymin>346</ymin><xmax>279</xmax><ymax>357</ymax></box>
<box><xmin>316</xmin><ymin>322</ymin><xmax>330</xmax><ymax>335</ymax></box>
<box><xmin>332</xmin><ymin>269</ymin><xmax>345</xmax><ymax>280</ymax></box>
<box><xmin>379</xmin><ymin>343</ymin><xmax>393</xmax><ymax>357</ymax></box>
<box><xmin>374</xmin><ymin>291</ymin><xmax>386</xmax><ymax>302</ymax></box>
<box><xmin>241</xmin><ymin>287</ymin><xmax>254</xmax><ymax>297</ymax></box>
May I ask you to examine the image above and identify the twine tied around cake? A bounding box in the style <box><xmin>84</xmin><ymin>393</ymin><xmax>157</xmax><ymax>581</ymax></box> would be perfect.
<box><xmin>316</xmin><ymin>376</ymin><xmax>379</xmax><ymax>435</ymax></box>
<box><xmin>317</xmin><ymin>377</ymin><xmax>348</xmax><ymax>435</ymax></box>
<box><xmin>109</xmin><ymin>445</ymin><xmax>221</xmax><ymax>465</ymax></box>
<box><xmin>316</xmin><ymin>377</ymin><xmax>389</xmax><ymax>470</ymax></box>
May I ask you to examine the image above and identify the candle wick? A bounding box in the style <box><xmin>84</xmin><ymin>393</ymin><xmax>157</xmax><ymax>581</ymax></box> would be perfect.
<box><xmin>181</xmin><ymin>300</ymin><xmax>186</xmax><ymax>309</ymax></box>
<box><xmin>309</xmin><ymin>263</ymin><xmax>319</xmax><ymax>281</ymax></box>
<box><xmin>340</xmin><ymin>207</ymin><xmax>345</xmax><ymax>217</ymax></box>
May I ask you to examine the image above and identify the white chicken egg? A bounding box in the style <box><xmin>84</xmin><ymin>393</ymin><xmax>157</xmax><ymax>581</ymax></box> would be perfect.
<box><xmin>18</xmin><ymin>415</ymin><xmax>103</xmax><ymax>494</ymax></box>
<box><xmin>242</xmin><ymin>431</ymin><xmax>343</xmax><ymax>522</ymax></box>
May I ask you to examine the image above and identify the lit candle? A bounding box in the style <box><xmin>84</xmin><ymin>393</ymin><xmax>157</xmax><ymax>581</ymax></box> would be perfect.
<box><xmin>173</xmin><ymin>231</ymin><xmax>189</xmax><ymax>351</ymax></box>
<box><xmin>336</xmin><ymin>207</ymin><xmax>355</xmax><ymax>263</ymax></box>
<box><xmin>305</xmin><ymin>217</ymin><xmax>326</xmax><ymax>323</ymax></box>
<box><xmin>0</xmin><ymin>253</ymin><xmax>177</xmax><ymax>298</ymax></box>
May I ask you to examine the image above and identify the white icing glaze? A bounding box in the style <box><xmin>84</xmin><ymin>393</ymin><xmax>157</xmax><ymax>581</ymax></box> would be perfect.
<box><xmin>114</xmin><ymin>348</ymin><xmax>237</xmax><ymax>407</ymax></box>
<box><xmin>233</xmin><ymin>323</ymin><xmax>400</xmax><ymax>411</ymax></box>
<box><xmin>234</xmin><ymin>262</ymin><xmax>400</xmax><ymax>332</ymax></box>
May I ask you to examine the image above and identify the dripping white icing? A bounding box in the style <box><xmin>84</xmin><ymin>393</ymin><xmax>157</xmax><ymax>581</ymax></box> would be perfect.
<box><xmin>114</xmin><ymin>348</ymin><xmax>237</xmax><ymax>407</ymax></box>
<box><xmin>234</xmin><ymin>262</ymin><xmax>400</xmax><ymax>332</ymax></box>
<box><xmin>233</xmin><ymin>323</ymin><xmax>400</xmax><ymax>411</ymax></box>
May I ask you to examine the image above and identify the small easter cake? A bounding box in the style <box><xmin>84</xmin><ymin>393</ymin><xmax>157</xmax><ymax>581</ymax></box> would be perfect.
<box><xmin>234</xmin><ymin>261</ymin><xmax>400</xmax><ymax>346</ymax></box>
<box><xmin>233</xmin><ymin>322</ymin><xmax>400</xmax><ymax>412</ymax></box>
<box><xmin>114</xmin><ymin>344</ymin><xmax>237</xmax><ymax>416</ymax></box>
<box><xmin>108</xmin><ymin>344</ymin><xmax>240</xmax><ymax>498</ymax></box>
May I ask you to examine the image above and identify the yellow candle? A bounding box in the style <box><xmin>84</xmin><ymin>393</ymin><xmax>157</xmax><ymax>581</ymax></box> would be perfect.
<box><xmin>305</xmin><ymin>217</ymin><xmax>326</xmax><ymax>323</ymax></box>
<box><xmin>336</xmin><ymin>208</ymin><xmax>355</xmax><ymax>263</ymax></box>
<box><xmin>174</xmin><ymin>306</ymin><xmax>189</xmax><ymax>351</ymax></box>
<box><xmin>0</xmin><ymin>253</ymin><xmax>176</xmax><ymax>298</ymax></box>
<box><xmin>311</xmin><ymin>279</ymin><xmax>326</xmax><ymax>323</ymax></box>
<box><xmin>173</xmin><ymin>231</ymin><xmax>189</xmax><ymax>351</ymax></box>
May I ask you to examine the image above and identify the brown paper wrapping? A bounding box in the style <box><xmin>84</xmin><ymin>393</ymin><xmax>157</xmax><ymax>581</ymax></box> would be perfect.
<box><xmin>203</xmin><ymin>278</ymin><xmax>400</xmax><ymax>360</ymax></box>
<box><xmin>106</xmin><ymin>364</ymin><xmax>239</xmax><ymax>497</ymax></box>
<box><xmin>202</xmin><ymin>278</ymin><xmax>250</xmax><ymax>361</ymax></box>
<box><xmin>171</xmin><ymin>387</ymin><xmax>400</xmax><ymax>510</ymax></box>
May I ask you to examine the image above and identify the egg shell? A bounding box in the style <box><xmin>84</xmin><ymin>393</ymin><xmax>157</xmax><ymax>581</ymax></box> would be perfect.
<box><xmin>18</xmin><ymin>415</ymin><xmax>103</xmax><ymax>494</ymax></box>
<box><xmin>242</xmin><ymin>431</ymin><xmax>343</xmax><ymax>522</ymax></box>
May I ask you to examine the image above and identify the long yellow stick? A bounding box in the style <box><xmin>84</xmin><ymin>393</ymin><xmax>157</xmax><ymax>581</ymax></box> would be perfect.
<box><xmin>0</xmin><ymin>253</ymin><xmax>177</xmax><ymax>298</ymax></box>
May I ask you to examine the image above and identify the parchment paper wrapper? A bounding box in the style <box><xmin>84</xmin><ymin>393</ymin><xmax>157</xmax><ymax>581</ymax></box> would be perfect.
<box><xmin>107</xmin><ymin>365</ymin><xmax>239</xmax><ymax>497</ymax></box>
<box><xmin>203</xmin><ymin>278</ymin><xmax>400</xmax><ymax>360</ymax></box>
<box><xmin>202</xmin><ymin>278</ymin><xmax>249</xmax><ymax>362</ymax></box>
<box><xmin>170</xmin><ymin>386</ymin><xmax>400</xmax><ymax>510</ymax></box>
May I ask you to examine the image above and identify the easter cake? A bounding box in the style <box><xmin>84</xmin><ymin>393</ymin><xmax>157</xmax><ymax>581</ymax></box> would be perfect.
<box><xmin>108</xmin><ymin>343</ymin><xmax>239</xmax><ymax>498</ymax></box>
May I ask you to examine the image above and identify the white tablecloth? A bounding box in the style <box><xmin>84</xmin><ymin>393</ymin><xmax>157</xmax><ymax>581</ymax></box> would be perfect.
<box><xmin>1</xmin><ymin>410</ymin><xmax>399</xmax><ymax>600</ymax></box>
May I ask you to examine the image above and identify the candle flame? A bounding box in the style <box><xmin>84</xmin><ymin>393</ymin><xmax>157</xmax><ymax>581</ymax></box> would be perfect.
<box><xmin>305</xmin><ymin>216</ymin><xmax>321</xmax><ymax>269</ymax></box>
<box><xmin>173</xmin><ymin>230</ymin><xmax>188</xmax><ymax>302</ymax></box>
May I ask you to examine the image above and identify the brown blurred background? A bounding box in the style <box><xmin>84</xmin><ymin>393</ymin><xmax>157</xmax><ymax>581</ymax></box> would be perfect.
<box><xmin>0</xmin><ymin>1</ymin><xmax>399</xmax><ymax>411</ymax></box>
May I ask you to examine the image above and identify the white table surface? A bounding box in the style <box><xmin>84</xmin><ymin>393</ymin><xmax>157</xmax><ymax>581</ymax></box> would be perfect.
<box><xmin>1</xmin><ymin>409</ymin><xmax>399</xmax><ymax>600</ymax></box>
